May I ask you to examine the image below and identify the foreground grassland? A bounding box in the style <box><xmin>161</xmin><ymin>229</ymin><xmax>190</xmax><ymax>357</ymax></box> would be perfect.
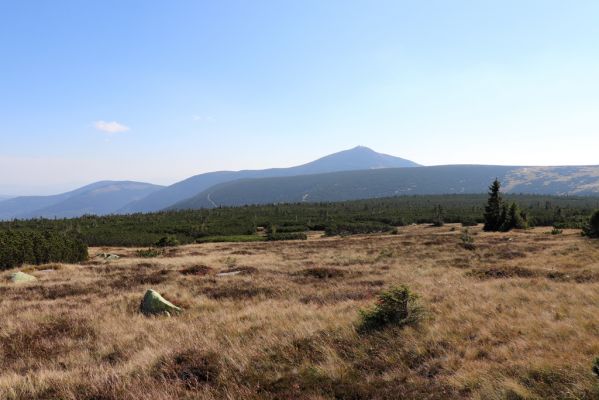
<box><xmin>1</xmin><ymin>225</ymin><xmax>599</xmax><ymax>399</ymax></box>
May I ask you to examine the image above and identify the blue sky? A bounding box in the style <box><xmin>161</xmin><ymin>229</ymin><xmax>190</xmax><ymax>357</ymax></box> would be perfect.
<box><xmin>1</xmin><ymin>1</ymin><xmax>598</xmax><ymax>195</ymax></box>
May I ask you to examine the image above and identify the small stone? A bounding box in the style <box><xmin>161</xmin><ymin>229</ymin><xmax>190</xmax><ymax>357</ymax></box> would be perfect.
<box><xmin>216</xmin><ymin>271</ymin><xmax>242</xmax><ymax>277</ymax></box>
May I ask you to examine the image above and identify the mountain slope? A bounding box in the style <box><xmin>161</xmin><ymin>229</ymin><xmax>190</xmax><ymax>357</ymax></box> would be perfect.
<box><xmin>119</xmin><ymin>146</ymin><xmax>419</xmax><ymax>213</ymax></box>
<box><xmin>0</xmin><ymin>181</ymin><xmax>164</xmax><ymax>220</ymax></box>
<box><xmin>169</xmin><ymin>165</ymin><xmax>599</xmax><ymax>209</ymax></box>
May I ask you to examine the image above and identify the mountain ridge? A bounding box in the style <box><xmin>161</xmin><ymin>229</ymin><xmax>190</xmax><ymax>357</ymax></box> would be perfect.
<box><xmin>4</xmin><ymin>146</ymin><xmax>599</xmax><ymax>220</ymax></box>
<box><xmin>168</xmin><ymin>164</ymin><xmax>599</xmax><ymax>210</ymax></box>
<box><xmin>118</xmin><ymin>146</ymin><xmax>420</xmax><ymax>213</ymax></box>
<box><xmin>0</xmin><ymin>181</ymin><xmax>164</xmax><ymax>220</ymax></box>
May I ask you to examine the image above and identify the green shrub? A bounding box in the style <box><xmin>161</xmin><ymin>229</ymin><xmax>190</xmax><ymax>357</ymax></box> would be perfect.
<box><xmin>325</xmin><ymin>222</ymin><xmax>393</xmax><ymax>236</ymax></box>
<box><xmin>358</xmin><ymin>285</ymin><xmax>423</xmax><ymax>333</ymax></box>
<box><xmin>499</xmin><ymin>202</ymin><xmax>528</xmax><ymax>231</ymax></box>
<box><xmin>196</xmin><ymin>235</ymin><xmax>266</xmax><ymax>243</ymax></box>
<box><xmin>550</xmin><ymin>228</ymin><xmax>563</xmax><ymax>235</ymax></box>
<box><xmin>135</xmin><ymin>248</ymin><xmax>163</xmax><ymax>258</ymax></box>
<box><xmin>267</xmin><ymin>232</ymin><xmax>307</xmax><ymax>241</ymax></box>
<box><xmin>273</xmin><ymin>225</ymin><xmax>308</xmax><ymax>233</ymax></box>
<box><xmin>155</xmin><ymin>236</ymin><xmax>180</xmax><ymax>247</ymax></box>
<box><xmin>461</xmin><ymin>217</ymin><xmax>478</xmax><ymax>227</ymax></box>
<box><xmin>583</xmin><ymin>210</ymin><xmax>599</xmax><ymax>238</ymax></box>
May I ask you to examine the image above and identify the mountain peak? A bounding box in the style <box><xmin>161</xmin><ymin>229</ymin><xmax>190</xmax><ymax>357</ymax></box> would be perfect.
<box><xmin>298</xmin><ymin>146</ymin><xmax>421</xmax><ymax>173</ymax></box>
<box><xmin>351</xmin><ymin>145</ymin><xmax>372</xmax><ymax>150</ymax></box>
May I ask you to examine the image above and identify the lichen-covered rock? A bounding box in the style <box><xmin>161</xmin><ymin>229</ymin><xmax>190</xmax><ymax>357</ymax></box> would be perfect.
<box><xmin>9</xmin><ymin>271</ymin><xmax>37</xmax><ymax>283</ymax></box>
<box><xmin>97</xmin><ymin>253</ymin><xmax>120</xmax><ymax>260</ymax></box>
<box><xmin>140</xmin><ymin>289</ymin><xmax>182</xmax><ymax>316</ymax></box>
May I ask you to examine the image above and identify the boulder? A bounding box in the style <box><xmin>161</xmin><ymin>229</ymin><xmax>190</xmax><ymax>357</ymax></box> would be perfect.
<box><xmin>140</xmin><ymin>289</ymin><xmax>182</xmax><ymax>316</ymax></box>
<box><xmin>9</xmin><ymin>271</ymin><xmax>37</xmax><ymax>283</ymax></box>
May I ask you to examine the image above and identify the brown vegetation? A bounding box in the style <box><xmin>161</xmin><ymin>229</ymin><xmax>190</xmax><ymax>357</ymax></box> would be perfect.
<box><xmin>1</xmin><ymin>224</ymin><xmax>599</xmax><ymax>399</ymax></box>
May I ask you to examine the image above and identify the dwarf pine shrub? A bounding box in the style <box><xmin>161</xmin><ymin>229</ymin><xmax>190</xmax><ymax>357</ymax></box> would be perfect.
<box><xmin>267</xmin><ymin>232</ymin><xmax>307</xmax><ymax>241</ymax></box>
<box><xmin>155</xmin><ymin>236</ymin><xmax>180</xmax><ymax>247</ymax></box>
<box><xmin>358</xmin><ymin>285</ymin><xmax>423</xmax><ymax>333</ymax></box>
<box><xmin>135</xmin><ymin>248</ymin><xmax>163</xmax><ymax>258</ymax></box>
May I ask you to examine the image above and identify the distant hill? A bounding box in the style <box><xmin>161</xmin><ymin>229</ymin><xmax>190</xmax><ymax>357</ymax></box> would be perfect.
<box><xmin>0</xmin><ymin>195</ymin><xmax>13</xmax><ymax>201</ymax></box>
<box><xmin>168</xmin><ymin>165</ymin><xmax>599</xmax><ymax>210</ymax></box>
<box><xmin>118</xmin><ymin>146</ymin><xmax>419</xmax><ymax>213</ymax></box>
<box><xmin>0</xmin><ymin>181</ymin><xmax>164</xmax><ymax>220</ymax></box>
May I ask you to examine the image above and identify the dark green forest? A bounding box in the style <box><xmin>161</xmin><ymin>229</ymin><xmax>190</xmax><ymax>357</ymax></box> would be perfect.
<box><xmin>0</xmin><ymin>230</ymin><xmax>88</xmax><ymax>270</ymax></box>
<box><xmin>1</xmin><ymin>194</ymin><xmax>597</xmax><ymax>248</ymax></box>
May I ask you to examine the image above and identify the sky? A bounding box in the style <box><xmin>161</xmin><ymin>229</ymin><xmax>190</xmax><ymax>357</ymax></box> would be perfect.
<box><xmin>1</xmin><ymin>1</ymin><xmax>599</xmax><ymax>195</ymax></box>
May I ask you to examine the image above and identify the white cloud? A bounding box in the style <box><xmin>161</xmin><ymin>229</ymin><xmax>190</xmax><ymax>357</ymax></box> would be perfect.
<box><xmin>192</xmin><ymin>115</ymin><xmax>214</xmax><ymax>122</ymax></box>
<box><xmin>93</xmin><ymin>120</ymin><xmax>130</xmax><ymax>134</ymax></box>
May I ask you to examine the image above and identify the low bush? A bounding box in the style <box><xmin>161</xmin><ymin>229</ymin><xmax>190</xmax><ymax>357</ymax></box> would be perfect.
<box><xmin>325</xmin><ymin>222</ymin><xmax>394</xmax><ymax>236</ymax></box>
<box><xmin>155</xmin><ymin>349</ymin><xmax>220</xmax><ymax>388</ymax></box>
<box><xmin>358</xmin><ymin>285</ymin><xmax>423</xmax><ymax>333</ymax></box>
<box><xmin>267</xmin><ymin>232</ymin><xmax>307</xmax><ymax>241</ymax></box>
<box><xmin>155</xmin><ymin>236</ymin><xmax>180</xmax><ymax>247</ymax></box>
<box><xmin>273</xmin><ymin>225</ymin><xmax>308</xmax><ymax>233</ymax></box>
<box><xmin>196</xmin><ymin>235</ymin><xmax>266</xmax><ymax>243</ymax></box>
<box><xmin>180</xmin><ymin>264</ymin><xmax>212</xmax><ymax>276</ymax></box>
<box><xmin>300</xmin><ymin>267</ymin><xmax>346</xmax><ymax>279</ymax></box>
<box><xmin>593</xmin><ymin>357</ymin><xmax>599</xmax><ymax>378</ymax></box>
<box><xmin>135</xmin><ymin>248</ymin><xmax>163</xmax><ymax>258</ymax></box>
<box><xmin>461</xmin><ymin>217</ymin><xmax>478</xmax><ymax>227</ymax></box>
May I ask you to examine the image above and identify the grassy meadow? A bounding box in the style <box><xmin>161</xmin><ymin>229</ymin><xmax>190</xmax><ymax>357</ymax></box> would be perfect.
<box><xmin>1</xmin><ymin>224</ymin><xmax>599</xmax><ymax>399</ymax></box>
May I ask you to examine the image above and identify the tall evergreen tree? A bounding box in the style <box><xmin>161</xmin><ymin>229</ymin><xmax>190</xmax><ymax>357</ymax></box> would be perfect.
<box><xmin>483</xmin><ymin>179</ymin><xmax>503</xmax><ymax>231</ymax></box>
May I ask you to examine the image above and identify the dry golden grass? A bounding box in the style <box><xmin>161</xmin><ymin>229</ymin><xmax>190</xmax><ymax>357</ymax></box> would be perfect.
<box><xmin>1</xmin><ymin>224</ymin><xmax>599</xmax><ymax>399</ymax></box>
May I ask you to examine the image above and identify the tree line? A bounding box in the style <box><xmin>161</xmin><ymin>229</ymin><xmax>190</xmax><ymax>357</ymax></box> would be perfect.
<box><xmin>0</xmin><ymin>193</ymin><xmax>598</xmax><ymax>249</ymax></box>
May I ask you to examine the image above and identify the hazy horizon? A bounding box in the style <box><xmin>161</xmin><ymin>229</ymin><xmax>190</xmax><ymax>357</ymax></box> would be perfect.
<box><xmin>3</xmin><ymin>144</ymin><xmax>599</xmax><ymax>197</ymax></box>
<box><xmin>2</xmin><ymin>1</ymin><xmax>599</xmax><ymax>195</ymax></box>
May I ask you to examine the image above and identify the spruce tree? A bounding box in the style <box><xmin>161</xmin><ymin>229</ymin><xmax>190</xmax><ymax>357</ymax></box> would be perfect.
<box><xmin>500</xmin><ymin>202</ymin><xmax>527</xmax><ymax>231</ymax></box>
<box><xmin>483</xmin><ymin>179</ymin><xmax>503</xmax><ymax>231</ymax></box>
<box><xmin>432</xmin><ymin>204</ymin><xmax>444</xmax><ymax>227</ymax></box>
<box><xmin>511</xmin><ymin>203</ymin><xmax>527</xmax><ymax>229</ymax></box>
